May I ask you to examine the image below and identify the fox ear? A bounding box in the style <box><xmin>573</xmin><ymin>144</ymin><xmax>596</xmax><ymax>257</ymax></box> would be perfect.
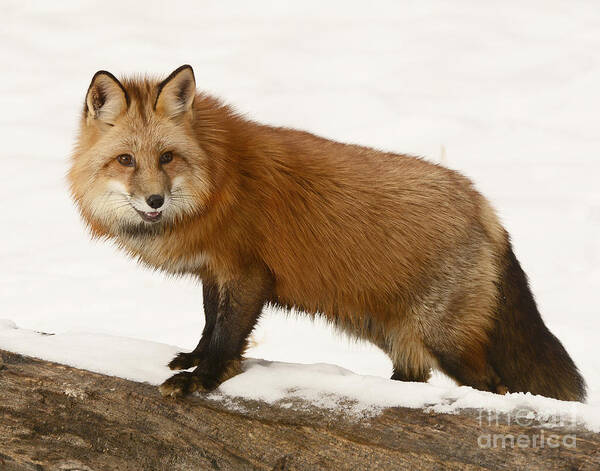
<box><xmin>85</xmin><ymin>71</ymin><xmax>128</xmax><ymax>125</ymax></box>
<box><xmin>155</xmin><ymin>65</ymin><xmax>196</xmax><ymax>118</ymax></box>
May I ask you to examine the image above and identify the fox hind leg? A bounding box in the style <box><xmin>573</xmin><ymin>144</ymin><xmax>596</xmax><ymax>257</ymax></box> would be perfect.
<box><xmin>429</xmin><ymin>335</ymin><xmax>507</xmax><ymax>394</ymax></box>
<box><xmin>391</xmin><ymin>366</ymin><xmax>431</xmax><ymax>383</ymax></box>
<box><xmin>385</xmin><ymin>327</ymin><xmax>434</xmax><ymax>383</ymax></box>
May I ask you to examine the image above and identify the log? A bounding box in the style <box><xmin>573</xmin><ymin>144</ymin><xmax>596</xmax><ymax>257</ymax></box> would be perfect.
<box><xmin>0</xmin><ymin>349</ymin><xmax>598</xmax><ymax>471</ymax></box>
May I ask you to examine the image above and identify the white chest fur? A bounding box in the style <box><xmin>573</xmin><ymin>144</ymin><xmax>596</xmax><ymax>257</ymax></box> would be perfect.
<box><xmin>120</xmin><ymin>235</ymin><xmax>208</xmax><ymax>275</ymax></box>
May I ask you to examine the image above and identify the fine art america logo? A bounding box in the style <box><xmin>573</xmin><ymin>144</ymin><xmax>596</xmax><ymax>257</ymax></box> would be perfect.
<box><xmin>477</xmin><ymin>408</ymin><xmax>578</xmax><ymax>449</ymax></box>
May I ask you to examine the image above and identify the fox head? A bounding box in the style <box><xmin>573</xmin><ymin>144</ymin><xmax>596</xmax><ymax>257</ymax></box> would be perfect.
<box><xmin>69</xmin><ymin>65</ymin><xmax>214</xmax><ymax>238</ymax></box>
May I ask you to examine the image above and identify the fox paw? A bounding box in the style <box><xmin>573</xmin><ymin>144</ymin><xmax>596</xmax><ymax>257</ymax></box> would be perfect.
<box><xmin>159</xmin><ymin>371</ymin><xmax>215</xmax><ymax>398</ymax></box>
<box><xmin>168</xmin><ymin>352</ymin><xmax>202</xmax><ymax>371</ymax></box>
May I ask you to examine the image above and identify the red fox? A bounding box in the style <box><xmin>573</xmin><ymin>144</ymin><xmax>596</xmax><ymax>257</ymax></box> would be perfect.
<box><xmin>69</xmin><ymin>65</ymin><xmax>586</xmax><ymax>402</ymax></box>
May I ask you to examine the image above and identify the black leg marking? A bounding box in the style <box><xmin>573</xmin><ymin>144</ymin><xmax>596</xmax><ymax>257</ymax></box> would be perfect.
<box><xmin>168</xmin><ymin>278</ymin><xmax>220</xmax><ymax>371</ymax></box>
<box><xmin>161</xmin><ymin>268</ymin><xmax>273</xmax><ymax>397</ymax></box>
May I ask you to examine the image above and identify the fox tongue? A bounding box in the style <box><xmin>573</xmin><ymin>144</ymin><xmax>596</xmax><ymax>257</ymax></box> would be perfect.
<box><xmin>146</xmin><ymin>211</ymin><xmax>160</xmax><ymax>217</ymax></box>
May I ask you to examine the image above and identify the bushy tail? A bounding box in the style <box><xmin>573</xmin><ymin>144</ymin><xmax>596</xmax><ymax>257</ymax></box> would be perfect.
<box><xmin>488</xmin><ymin>243</ymin><xmax>586</xmax><ymax>402</ymax></box>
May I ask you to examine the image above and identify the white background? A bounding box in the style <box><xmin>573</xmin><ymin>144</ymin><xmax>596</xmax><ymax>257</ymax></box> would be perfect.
<box><xmin>1</xmin><ymin>1</ymin><xmax>598</xmax><ymax>415</ymax></box>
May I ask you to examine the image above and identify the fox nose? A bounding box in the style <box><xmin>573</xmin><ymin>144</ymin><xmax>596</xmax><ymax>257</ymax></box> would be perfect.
<box><xmin>146</xmin><ymin>194</ymin><xmax>164</xmax><ymax>209</ymax></box>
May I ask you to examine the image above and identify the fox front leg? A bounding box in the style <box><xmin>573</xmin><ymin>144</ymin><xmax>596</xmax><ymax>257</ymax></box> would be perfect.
<box><xmin>159</xmin><ymin>268</ymin><xmax>273</xmax><ymax>398</ymax></box>
<box><xmin>167</xmin><ymin>278</ymin><xmax>220</xmax><ymax>371</ymax></box>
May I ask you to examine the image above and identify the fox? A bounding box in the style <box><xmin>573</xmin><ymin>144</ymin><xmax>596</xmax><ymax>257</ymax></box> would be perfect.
<box><xmin>69</xmin><ymin>65</ymin><xmax>586</xmax><ymax>402</ymax></box>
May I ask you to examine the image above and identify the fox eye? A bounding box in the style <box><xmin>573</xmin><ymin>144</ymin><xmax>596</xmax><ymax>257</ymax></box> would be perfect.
<box><xmin>159</xmin><ymin>151</ymin><xmax>173</xmax><ymax>164</ymax></box>
<box><xmin>116</xmin><ymin>154</ymin><xmax>134</xmax><ymax>167</ymax></box>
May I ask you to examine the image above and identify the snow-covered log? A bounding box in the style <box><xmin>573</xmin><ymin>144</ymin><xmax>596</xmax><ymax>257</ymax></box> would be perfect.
<box><xmin>1</xmin><ymin>349</ymin><xmax>598</xmax><ymax>471</ymax></box>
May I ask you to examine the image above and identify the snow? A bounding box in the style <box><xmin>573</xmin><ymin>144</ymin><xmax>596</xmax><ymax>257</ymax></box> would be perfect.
<box><xmin>1</xmin><ymin>1</ymin><xmax>599</xmax><ymax>430</ymax></box>
<box><xmin>2</xmin><ymin>320</ymin><xmax>598</xmax><ymax>431</ymax></box>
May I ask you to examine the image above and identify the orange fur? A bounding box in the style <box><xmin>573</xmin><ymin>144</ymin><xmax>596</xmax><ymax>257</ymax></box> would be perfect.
<box><xmin>69</xmin><ymin>66</ymin><xmax>586</xmax><ymax>401</ymax></box>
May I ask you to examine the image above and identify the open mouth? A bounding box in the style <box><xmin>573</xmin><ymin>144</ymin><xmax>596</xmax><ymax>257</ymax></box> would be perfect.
<box><xmin>135</xmin><ymin>209</ymin><xmax>163</xmax><ymax>223</ymax></box>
